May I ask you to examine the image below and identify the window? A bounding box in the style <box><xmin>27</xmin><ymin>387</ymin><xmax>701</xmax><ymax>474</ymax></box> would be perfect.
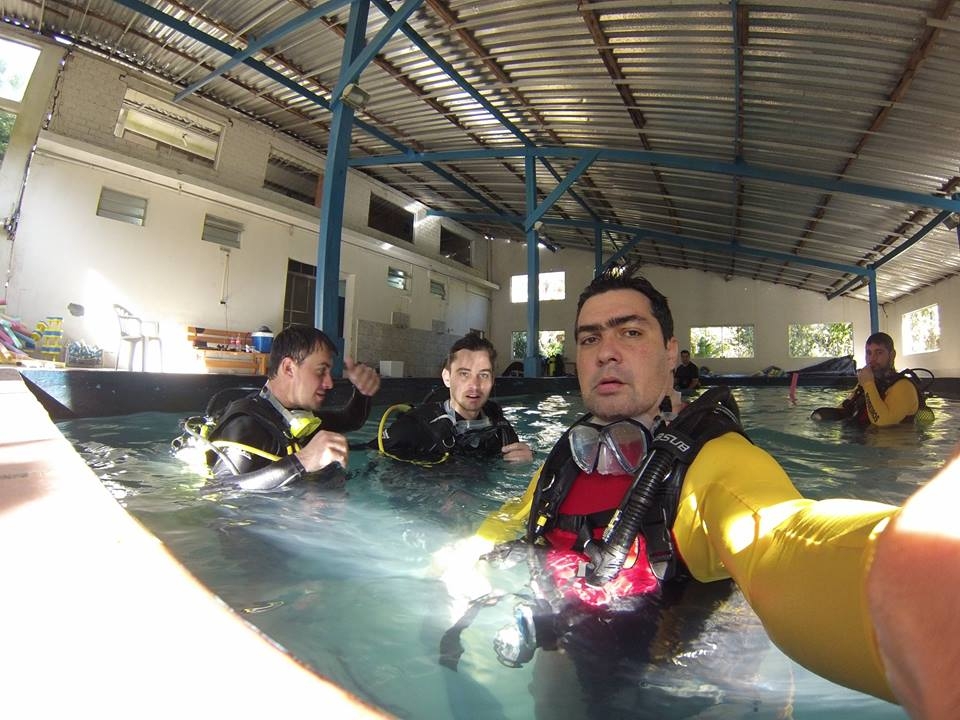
<box><xmin>96</xmin><ymin>187</ymin><xmax>148</xmax><ymax>226</ymax></box>
<box><xmin>440</xmin><ymin>225</ymin><xmax>472</xmax><ymax>266</ymax></box>
<box><xmin>264</xmin><ymin>149</ymin><xmax>321</xmax><ymax>205</ymax></box>
<box><xmin>510</xmin><ymin>271</ymin><xmax>566</xmax><ymax>303</ymax></box>
<box><xmin>788</xmin><ymin>322</ymin><xmax>853</xmax><ymax>358</ymax></box>
<box><xmin>284</xmin><ymin>259</ymin><xmax>316</xmax><ymax>328</ymax></box>
<box><xmin>368</xmin><ymin>194</ymin><xmax>414</xmax><ymax>242</ymax></box>
<box><xmin>0</xmin><ymin>38</ymin><xmax>39</xmax><ymax>103</ymax></box>
<box><xmin>512</xmin><ymin>330</ymin><xmax>565</xmax><ymax>358</ymax></box>
<box><xmin>0</xmin><ymin>38</ymin><xmax>42</xmax><ymax>166</ymax></box>
<box><xmin>115</xmin><ymin>88</ymin><xmax>222</xmax><ymax>166</ymax></box>
<box><xmin>430</xmin><ymin>279</ymin><xmax>446</xmax><ymax>299</ymax></box>
<box><xmin>690</xmin><ymin>325</ymin><xmax>755</xmax><ymax>359</ymax></box>
<box><xmin>902</xmin><ymin>304</ymin><xmax>940</xmax><ymax>354</ymax></box>
<box><xmin>387</xmin><ymin>267</ymin><xmax>410</xmax><ymax>291</ymax></box>
<box><xmin>202</xmin><ymin>214</ymin><xmax>243</xmax><ymax>249</ymax></box>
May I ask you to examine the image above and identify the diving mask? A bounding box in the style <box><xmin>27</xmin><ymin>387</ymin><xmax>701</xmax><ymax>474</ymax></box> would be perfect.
<box><xmin>569</xmin><ymin>418</ymin><xmax>651</xmax><ymax>476</ymax></box>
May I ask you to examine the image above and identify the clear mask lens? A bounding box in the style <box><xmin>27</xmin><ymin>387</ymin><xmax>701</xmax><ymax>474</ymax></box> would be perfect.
<box><xmin>569</xmin><ymin>419</ymin><xmax>649</xmax><ymax>475</ymax></box>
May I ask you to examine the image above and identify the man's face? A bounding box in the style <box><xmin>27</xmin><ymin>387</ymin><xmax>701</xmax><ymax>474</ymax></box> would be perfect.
<box><xmin>680</xmin><ymin>351</ymin><xmax>691</xmax><ymax>366</ymax></box>
<box><xmin>576</xmin><ymin>288</ymin><xmax>678</xmax><ymax>425</ymax></box>
<box><xmin>442</xmin><ymin>349</ymin><xmax>494</xmax><ymax>420</ymax></box>
<box><xmin>865</xmin><ymin>342</ymin><xmax>894</xmax><ymax>375</ymax></box>
<box><xmin>281</xmin><ymin>345</ymin><xmax>335</xmax><ymax>412</ymax></box>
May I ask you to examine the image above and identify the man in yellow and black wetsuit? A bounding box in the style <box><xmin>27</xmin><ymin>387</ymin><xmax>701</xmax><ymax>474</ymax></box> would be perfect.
<box><xmin>438</xmin><ymin>265</ymin><xmax>918</xmax><ymax>712</ymax></box>
<box><xmin>201</xmin><ymin>325</ymin><xmax>379</xmax><ymax>490</ymax></box>
<box><xmin>811</xmin><ymin>331</ymin><xmax>924</xmax><ymax>426</ymax></box>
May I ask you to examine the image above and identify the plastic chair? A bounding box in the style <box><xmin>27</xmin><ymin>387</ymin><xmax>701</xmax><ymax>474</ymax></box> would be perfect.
<box><xmin>113</xmin><ymin>304</ymin><xmax>163</xmax><ymax>371</ymax></box>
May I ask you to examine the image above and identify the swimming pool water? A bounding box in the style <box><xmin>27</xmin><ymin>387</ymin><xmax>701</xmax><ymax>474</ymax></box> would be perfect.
<box><xmin>59</xmin><ymin>386</ymin><xmax>958</xmax><ymax>720</ymax></box>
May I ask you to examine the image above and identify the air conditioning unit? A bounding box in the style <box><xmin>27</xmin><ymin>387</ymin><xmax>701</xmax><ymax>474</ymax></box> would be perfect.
<box><xmin>391</xmin><ymin>311</ymin><xmax>409</xmax><ymax>329</ymax></box>
<box><xmin>432</xmin><ymin>320</ymin><xmax>446</xmax><ymax>334</ymax></box>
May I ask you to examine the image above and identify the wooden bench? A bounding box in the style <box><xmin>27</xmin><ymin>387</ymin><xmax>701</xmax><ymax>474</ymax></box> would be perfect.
<box><xmin>187</xmin><ymin>326</ymin><xmax>267</xmax><ymax>375</ymax></box>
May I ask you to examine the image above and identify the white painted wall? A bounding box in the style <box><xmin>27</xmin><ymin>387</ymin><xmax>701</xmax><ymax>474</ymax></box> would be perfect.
<box><xmin>487</xmin><ymin>242</ymin><xmax>960</xmax><ymax>377</ymax></box>
<box><xmin>884</xmin><ymin>274</ymin><xmax>960</xmax><ymax>377</ymax></box>
<box><xmin>2</xmin><ymin>32</ymin><xmax>957</xmax><ymax>379</ymax></box>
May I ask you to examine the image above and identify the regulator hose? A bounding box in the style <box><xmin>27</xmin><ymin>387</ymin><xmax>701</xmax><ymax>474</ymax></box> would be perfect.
<box><xmin>583</xmin><ymin>450</ymin><xmax>674</xmax><ymax>586</ymax></box>
<box><xmin>584</xmin><ymin>386</ymin><xmax>740</xmax><ymax>587</ymax></box>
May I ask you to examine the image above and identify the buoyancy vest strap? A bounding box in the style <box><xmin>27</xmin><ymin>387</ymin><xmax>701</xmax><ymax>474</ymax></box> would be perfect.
<box><xmin>586</xmin><ymin>387</ymin><xmax>747</xmax><ymax>586</ymax></box>
<box><xmin>211</xmin><ymin>439</ymin><xmax>285</xmax><ymax>463</ymax></box>
<box><xmin>376</xmin><ymin>402</ymin><xmax>451</xmax><ymax>467</ymax></box>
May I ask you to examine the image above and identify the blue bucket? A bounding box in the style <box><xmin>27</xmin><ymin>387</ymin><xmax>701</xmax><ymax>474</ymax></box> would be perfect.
<box><xmin>252</xmin><ymin>332</ymin><xmax>273</xmax><ymax>353</ymax></box>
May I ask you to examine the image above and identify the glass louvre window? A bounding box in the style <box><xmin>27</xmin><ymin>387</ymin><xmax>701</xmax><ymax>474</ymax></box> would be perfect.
<box><xmin>202</xmin><ymin>214</ymin><xmax>243</xmax><ymax>249</ymax></box>
<box><xmin>387</xmin><ymin>267</ymin><xmax>410</xmax><ymax>291</ymax></box>
<box><xmin>96</xmin><ymin>187</ymin><xmax>148</xmax><ymax>226</ymax></box>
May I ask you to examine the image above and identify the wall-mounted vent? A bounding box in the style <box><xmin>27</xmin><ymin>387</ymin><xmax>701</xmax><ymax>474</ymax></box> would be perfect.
<box><xmin>96</xmin><ymin>187</ymin><xmax>148</xmax><ymax>226</ymax></box>
<box><xmin>202</xmin><ymin>214</ymin><xmax>243</xmax><ymax>249</ymax></box>
<box><xmin>391</xmin><ymin>311</ymin><xmax>410</xmax><ymax>329</ymax></box>
<box><xmin>432</xmin><ymin>320</ymin><xmax>446</xmax><ymax>334</ymax></box>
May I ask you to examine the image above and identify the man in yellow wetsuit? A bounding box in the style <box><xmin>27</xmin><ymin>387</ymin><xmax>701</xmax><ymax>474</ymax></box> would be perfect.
<box><xmin>811</xmin><ymin>332</ymin><xmax>922</xmax><ymax>426</ymax></box>
<box><xmin>439</xmin><ymin>265</ymin><xmax>937</xmax><ymax>713</ymax></box>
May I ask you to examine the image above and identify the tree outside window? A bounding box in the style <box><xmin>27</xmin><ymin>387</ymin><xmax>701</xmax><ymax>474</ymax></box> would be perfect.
<box><xmin>512</xmin><ymin>330</ymin><xmax>565</xmax><ymax>359</ymax></box>
<box><xmin>690</xmin><ymin>325</ymin><xmax>755</xmax><ymax>359</ymax></box>
<box><xmin>902</xmin><ymin>304</ymin><xmax>940</xmax><ymax>354</ymax></box>
<box><xmin>788</xmin><ymin>322</ymin><xmax>853</xmax><ymax>358</ymax></box>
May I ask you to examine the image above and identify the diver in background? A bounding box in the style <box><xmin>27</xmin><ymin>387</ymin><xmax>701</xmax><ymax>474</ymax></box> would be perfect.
<box><xmin>176</xmin><ymin>325</ymin><xmax>379</xmax><ymax>490</ymax></box>
<box><xmin>811</xmin><ymin>331</ymin><xmax>929</xmax><ymax>426</ymax></box>
<box><xmin>673</xmin><ymin>349</ymin><xmax>699</xmax><ymax>391</ymax></box>
<box><xmin>377</xmin><ymin>333</ymin><xmax>533</xmax><ymax>464</ymax></box>
<box><xmin>436</xmin><ymin>264</ymin><xmax>915</xmax><ymax>713</ymax></box>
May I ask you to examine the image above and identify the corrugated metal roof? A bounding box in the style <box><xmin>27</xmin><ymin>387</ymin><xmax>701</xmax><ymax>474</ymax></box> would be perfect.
<box><xmin>4</xmin><ymin>0</ymin><xmax>958</xmax><ymax>304</ymax></box>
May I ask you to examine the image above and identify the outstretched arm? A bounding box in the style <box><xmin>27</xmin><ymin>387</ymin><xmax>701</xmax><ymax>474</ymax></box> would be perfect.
<box><xmin>868</xmin><ymin>452</ymin><xmax>960</xmax><ymax>720</ymax></box>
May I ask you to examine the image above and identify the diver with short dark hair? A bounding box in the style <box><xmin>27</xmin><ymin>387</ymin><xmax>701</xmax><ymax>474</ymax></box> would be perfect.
<box><xmin>377</xmin><ymin>333</ymin><xmax>533</xmax><ymax>464</ymax></box>
<box><xmin>173</xmin><ymin>324</ymin><xmax>379</xmax><ymax>490</ymax></box>
<box><xmin>811</xmin><ymin>331</ymin><xmax>933</xmax><ymax>425</ymax></box>
<box><xmin>435</xmin><ymin>265</ymin><xmax>915</xmax><ymax>712</ymax></box>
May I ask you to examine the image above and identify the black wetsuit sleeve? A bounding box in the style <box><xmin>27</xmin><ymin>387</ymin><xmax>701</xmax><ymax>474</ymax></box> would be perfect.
<box><xmin>316</xmin><ymin>386</ymin><xmax>373</xmax><ymax>433</ymax></box>
<box><xmin>234</xmin><ymin>455</ymin><xmax>305</xmax><ymax>491</ymax></box>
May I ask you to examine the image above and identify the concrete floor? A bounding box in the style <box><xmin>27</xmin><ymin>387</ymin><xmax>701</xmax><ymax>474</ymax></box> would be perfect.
<box><xmin>0</xmin><ymin>368</ymin><xmax>388</xmax><ymax>718</ymax></box>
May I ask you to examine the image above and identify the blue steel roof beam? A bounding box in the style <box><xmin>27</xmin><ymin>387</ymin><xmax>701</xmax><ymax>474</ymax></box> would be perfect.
<box><xmin>113</xmin><ymin>0</ymin><xmax>509</xmax><ymax>218</ymax></box>
<box><xmin>329</xmin><ymin>0</ymin><xmax>424</xmax><ymax>106</ymax></box>
<box><xmin>426</xmin><ymin>210</ymin><xmax>868</xmax><ymax>278</ymax></box>
<box><xmin>871</xmin><ymin>209</ymin><xmax>955</xmax><ymax>270</ymax></box>
<box><xmin>524</xmin><ymin>151</ymin><xmax>599</xmax><ymax>232</ymax></box>
<box><xmin>727</xmin><ymin>0</ymin><xmax>747</xmax><ymax>280</ymax></box>
<box><xmin>350</xmin><ymin>147</ymin><xmax>960</xmax><ymax>214</ymax></box>
<box><xmin>369</xmin><ymin>0</ymin><xmax>605</xmax><ymax>228</ymax></box>
<box><xmin>173</xmin><ymin>0</ymin><xmax>350</xmax><ymax>102</ymax></box>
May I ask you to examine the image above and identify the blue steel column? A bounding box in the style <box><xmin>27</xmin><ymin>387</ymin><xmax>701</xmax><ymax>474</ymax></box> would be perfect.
<box><xmin>523</xmin><ymin>155</ymin><xmax>541</xmax><ymax>378</ymax></box>
<box><xmin>316</xmin><ymin>0</ymin><xmax>369</xmax><ymax>366</ymax></box>
<box><xmin>594</xmin><ymin>226</ymin><xmax>603</xmax><ymax>276</ymax></box>
<box><xmin>867</xmin><ymin>268</ymin><xmax>879</xmax><ymax>333</ymax></box>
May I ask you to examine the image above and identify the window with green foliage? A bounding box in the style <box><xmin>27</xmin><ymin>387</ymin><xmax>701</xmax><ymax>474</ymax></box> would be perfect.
<box><xmin>512</xmin><ymin>330</ymin><xmax>565</xmax><ymax>358</ymax></box>
<box><xmin>788</xmin><ymin>322</ymin><xmax>853</xmax><ymax>358</ymax></box>
<box><xmin>902</xmin><ymin>304</ymin><xmax>940</xmax><ymax>354</ymax></box>
<box><xmin>0</xmin><ymin>109</ymin><xmax>15</xmax><ymax>164</ymax></box>
<box><xmin>690</xmin><ymin>325</ymin><xmax>755</xmax><ymax>359</ymax></box>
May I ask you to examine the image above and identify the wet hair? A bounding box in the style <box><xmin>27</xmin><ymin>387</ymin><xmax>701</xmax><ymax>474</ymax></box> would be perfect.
<box><xmin>865</xmin><ymin>332</ymin><xmax>895</xmax><ymax>353</ymax></box>
<box><xmin>445</xmin><ymin>333</ymin><xmax>497</xmax><ymax>370</ymax></box>
<box><xmin>267</xmin><ymin>325</ymin><xmax>338</xmax><ymax>378</ymax></box>
<box><xmin>575</xmin><ymin>262</ymin><xmax>674</xmax><ymax>343</ymax></box>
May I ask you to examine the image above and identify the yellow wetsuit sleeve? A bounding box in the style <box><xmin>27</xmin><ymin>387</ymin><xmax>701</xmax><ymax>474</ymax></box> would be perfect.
<box><xmin>861</xmin><ymin>378</ymin><xmax>919</xmax><ymax>426</ymax></box>
<box><xmin>474</xmin><ymin>466</ymin><xmax>541</xmax><ymax>544</ymax></box>
<box><xmin>674</xmin><ymin>432</ymin><xmax>897</xmax><ymax>701</ymax></box>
